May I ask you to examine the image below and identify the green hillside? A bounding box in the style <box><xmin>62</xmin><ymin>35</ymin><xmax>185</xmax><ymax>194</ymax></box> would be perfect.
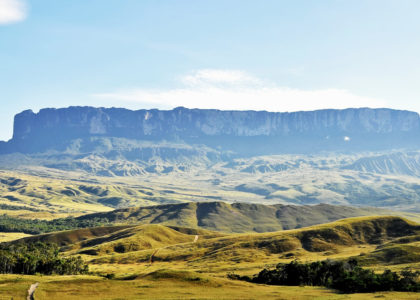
<box><xmin>3</xmin><ymin>200</ymin><xmax>419</xmax><ymax>236</ymax></box>
<box><xmin>75</xmin><ymin>201</ymin><xmax>418</xmax><ymax>233</ymax></box>
<box><xmin>80</xmin><ymin>216</ymin><xmax>420</xmax><ymax>271</ymax></box>
<box><xmin>10</xmin><ymin>215</ymin><xmax>420</xmax><ymax>269</ymax></box>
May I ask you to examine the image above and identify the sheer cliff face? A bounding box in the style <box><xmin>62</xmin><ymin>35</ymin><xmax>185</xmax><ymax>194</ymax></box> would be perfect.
<box><xmin>6</xmin><ymin>107</ymin><xmax>420</xmax><ymax>154</ymax></box>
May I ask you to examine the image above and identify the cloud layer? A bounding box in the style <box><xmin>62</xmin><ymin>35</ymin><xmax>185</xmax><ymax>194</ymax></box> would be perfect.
<box><xmin>0</xmin><ymin>0</ymin><xmax>26</xmax><ymax>24</ymax></box>
<box><xmin>95</xmin><ymin>69</ymin><xmax>389</xmax><ymax>112</ymax></box>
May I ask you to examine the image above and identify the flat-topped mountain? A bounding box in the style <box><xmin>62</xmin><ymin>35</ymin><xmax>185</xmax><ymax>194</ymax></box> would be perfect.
<box><xmin>2</xmin><ymin>106</ymin><xmax>420</xmax><ymax>155</ymax></box>
<box><xmin>2</xmin><ymin>107</ymin><xmax>420</xmax><ymax>213</ymax></box>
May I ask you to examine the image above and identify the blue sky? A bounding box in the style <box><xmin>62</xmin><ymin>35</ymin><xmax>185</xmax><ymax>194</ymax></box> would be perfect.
<box><xmin>1</xmin><ymin>0</ymin><xmax>420</xmax><ymax>140</ymax></box>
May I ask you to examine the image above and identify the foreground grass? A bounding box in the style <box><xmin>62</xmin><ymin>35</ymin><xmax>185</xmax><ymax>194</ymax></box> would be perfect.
<box><xmin>0</xmin><ymin>273</ymin><xmax>419</xmax><ymax>300</ymax></box>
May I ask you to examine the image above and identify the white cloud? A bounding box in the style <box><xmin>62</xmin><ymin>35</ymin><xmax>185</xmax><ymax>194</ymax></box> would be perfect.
<box><xmin>180</xmin><ymin>69</ymin><xmax>261</xmax><ymax>86</ymax></box>
<box><xmin>94</xmin><ymin>69</ymin><xmax>389</xmax><ymax>112</ymax></box>
<box><xmin>0</xmin><ymin>0</ymin><xmax>27</xmax><ymax>25</ymax></box>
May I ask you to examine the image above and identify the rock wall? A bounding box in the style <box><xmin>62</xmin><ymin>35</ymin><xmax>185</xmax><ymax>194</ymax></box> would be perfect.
<box><xmin>5</xmin><ymin>106</ymin><xmax>420</xmax><ymax>154</ymax></box>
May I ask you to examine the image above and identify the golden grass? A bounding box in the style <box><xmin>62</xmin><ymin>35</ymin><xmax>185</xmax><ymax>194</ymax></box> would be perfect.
<box><xmin>87</xmin><ymin>216</ymin><xmax>416</xmax><ymax>266</ymax></box>
<box><xmin>0</xmin><ymin>170</ymin><xmax>159</xmax><ymax>218</ymax></box>
<box><xmin>0</xmin><ymin>232</ymin><xmax>31</xmax><ymax>242</ymax></box>
<box><xmin>19</xmin><ymin>225</ymin><xmax>134</xmax><ymax>247</ymax></box>
<box><xmin>74</xmin><ymin>224</ymin><xmax>203</xmax><ymax>255</ymax></box>
<box><xmin>0</xmin><ymin>273</ymin><xmax>419</xmax><ymax>300</ymax></box>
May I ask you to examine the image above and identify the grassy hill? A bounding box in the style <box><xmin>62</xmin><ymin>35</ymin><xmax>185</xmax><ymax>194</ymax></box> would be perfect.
<box><xmin>75</xmin><ymin>201</ymin><xmax>419</xmax><ymax>233</ymax></box>
<box><xmin>3</xmin><ymin>200</ymin><xmax>419</xmax><ymax>236</ymax></box>
<box><xmin>10</xmin><ymin>215</ymin><xmax>420</xmax><ymax>268</ymax></box>
<box><xmin>0</xmin><ymin>170</ymin><xmax>183</xmax><ymax>218</ymax></box>
<box><xmin>14</xmin><ymin>224</ymin><xmax>223</xmax><ymax>255</ymax></box>
<box><xmin>86</xmin><ymin>216</ymin><xmax>419</xmax><ymax>266</ymax></box>
<box><xmin>355</xmin><ymin>233</ymin><xmax>420</xmax><ymax>265</ymax></box>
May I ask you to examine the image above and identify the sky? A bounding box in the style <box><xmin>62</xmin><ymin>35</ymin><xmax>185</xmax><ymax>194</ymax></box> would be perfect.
<box><xmin>1</xmin><ymin>0</ymin><xmax>420</xmax><ymax>141</ymax></box>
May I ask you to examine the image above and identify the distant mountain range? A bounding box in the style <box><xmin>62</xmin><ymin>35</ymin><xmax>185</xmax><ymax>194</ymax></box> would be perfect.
<box><xmin>1</xmin><ymin>106</ymin><xmax>420</xmax><ymax>155</ymax></box>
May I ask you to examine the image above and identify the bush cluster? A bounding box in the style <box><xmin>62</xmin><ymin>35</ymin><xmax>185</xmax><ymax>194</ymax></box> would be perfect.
<box><xmin>230</xmin><ymin>259</ymin><xmax>420</xmax><ymax>293</ymax></box>
<box><xmin>0</xmin><ymin>242</ymin><xmax>88</xmax><ymax>275</ymax></box>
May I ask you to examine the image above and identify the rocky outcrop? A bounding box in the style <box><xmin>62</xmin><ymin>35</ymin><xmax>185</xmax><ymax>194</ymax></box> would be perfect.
<box><xmin>3</xmin><ymin>106</ymin><xmax>420</xmax><ymax>155</ymax></box>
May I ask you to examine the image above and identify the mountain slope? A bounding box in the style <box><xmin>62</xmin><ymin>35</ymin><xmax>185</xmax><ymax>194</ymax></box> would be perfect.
<box><xmin>343</xmin><ymin>151</ymin><xmax>420</xmax><ymax>176</ymax></box>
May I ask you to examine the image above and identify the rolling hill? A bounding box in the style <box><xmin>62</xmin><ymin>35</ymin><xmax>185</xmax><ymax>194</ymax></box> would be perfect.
<box><xmin>10</xmin><ymin>215</ymin><xmax>420</xmax><ymax>269</ymax></box>
<box><xmin>78</xmin><ymin>216</ymin><xmax>420</xmax><ymax>272</ymax></box>
<box><xmin>14</xmin><ymin>224</ymin><xmax>222</xmax><ymax>255</ymax></box>
<box><xmin>74</xmin><ymin>201</ymin><xmax>406</xmax><ymax>233</ymax></box>
<box><xmin>3</xmin><ymin>150</ymin><xmax>420</xmax><ymax>214</ymax></box>
<box><xmin>4</xmin><ymin>200</ymin><xmax>413</xmax><ymax>235</ymax></box>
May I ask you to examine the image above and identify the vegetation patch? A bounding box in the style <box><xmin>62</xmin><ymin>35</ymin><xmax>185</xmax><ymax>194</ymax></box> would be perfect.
<box><xmin>0</xmin><ymin>214</ymin><xmax>111</xmax><ymax>234</ymax></box>
<box><xmin>230</xmin><ymin>259</ymin><xmax>420</xmax><ymax>293</ymax></box>
<box><xmin>0</xmin><ymin>242</ymin><xmax>88</xmax><ymax>275</ymax></box>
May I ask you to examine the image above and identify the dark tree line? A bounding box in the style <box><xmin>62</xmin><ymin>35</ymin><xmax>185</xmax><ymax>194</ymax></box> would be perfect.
<box><xmin>0</xmin><ymin>214</ymin><xmax>110</xmax><ymax>234</ymax></box>
<box><xmin>229</xmin><ymin>259</ymin><xmax>420</xmax><ymax>293</ymax></box>
<box><xmin>0</xmin><ymin>242</ymin><xmax>88</xmax><ymax>275</ymax></box>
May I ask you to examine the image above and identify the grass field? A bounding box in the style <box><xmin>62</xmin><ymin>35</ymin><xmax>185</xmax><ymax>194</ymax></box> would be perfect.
<box><xmin>0</xmin><ymin>232</ymin><xmax>31</xmax><ymax>242</ymax></box>
<box><xmin>1</xmin><ymin>273</ymin><xmax>420</xmax><ymax>300</ymax></box>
